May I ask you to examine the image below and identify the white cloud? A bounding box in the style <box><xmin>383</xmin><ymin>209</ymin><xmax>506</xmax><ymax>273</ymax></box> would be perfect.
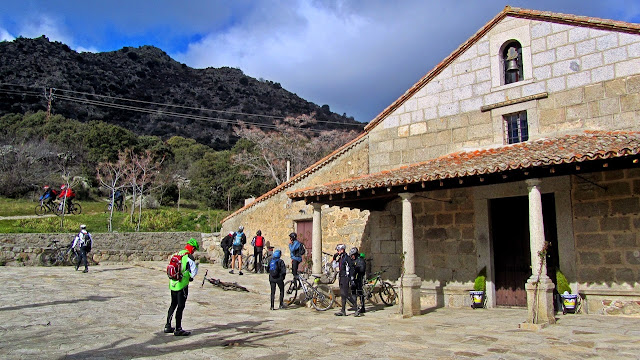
<box><xmin>0</xmin><ymin>28</ymin><xmax>14</xmax><ymax>41</ymax></box>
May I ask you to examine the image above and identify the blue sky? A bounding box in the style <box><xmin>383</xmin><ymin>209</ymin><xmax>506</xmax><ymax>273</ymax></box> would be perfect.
<box><xmin>1</xmin><ymin>0</ymin><xmax>639</xmax><ymax>123</ymax></box>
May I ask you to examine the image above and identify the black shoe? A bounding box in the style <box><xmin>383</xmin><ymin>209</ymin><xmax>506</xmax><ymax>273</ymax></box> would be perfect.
<box><xmin>239</xmin><ymin>271</ymin><xmax>243</xmax><ymax>275</ymax></box>
<box><xmin>229</xmin><ymin>270</ymin><xmax>234</xmax><ymax>274</ymax></box>
<box><xmin>82</xmin><ymin>269</ymin><xmax>88</xmax><ymax>273</ymax></box>
<box><xmin>174</xmin><ymin>328</ymin><xmax>191</xmax><ymax>336</ymax></box>
<box><xmin>270</xmin><ymin>306</ymin><xmax>275</xmax><ymax>310</ymax></box>
<box><xmin>279</xmin><ymin>303</ymin><xmax>286</xmax><ymax>309</ymax></box>
<box><xmin>163</xmin><ymin>326</ymin><xmax>175</xmax><ymax>333</ymax></box>
<box><xmin>335</xmin><ymin>311</ymin><xmax>346</xmax><ymax>316</ymax></box>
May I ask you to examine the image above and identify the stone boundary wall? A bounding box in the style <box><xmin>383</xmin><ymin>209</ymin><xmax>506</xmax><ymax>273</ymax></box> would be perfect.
<box><xmin>0</xmin><ymin>232</ymin><xmax>223</xmax><ymax>266</ymax></box>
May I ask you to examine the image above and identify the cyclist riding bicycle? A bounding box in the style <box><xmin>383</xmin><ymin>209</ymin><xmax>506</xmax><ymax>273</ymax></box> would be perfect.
<box><xmin>39</xmin><ymin>185</ymin><xmax>58</xmax><ymax>208</ymax></box>
<box><xmin>58</xmin><ymin>184</ymin><xmax>76</xmax><ymax>212</ymax></box>
<box><xmin>113</xmin><ymin>189</ymin><xmax>124</xmax><ymax>210</ymax></box>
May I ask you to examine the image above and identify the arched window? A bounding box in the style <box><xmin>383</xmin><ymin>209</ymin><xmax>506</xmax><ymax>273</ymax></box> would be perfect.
<box><xmin>502</xmin><ymin>41</ymin><xmax>523</xmax><ymax>85</ymax></box>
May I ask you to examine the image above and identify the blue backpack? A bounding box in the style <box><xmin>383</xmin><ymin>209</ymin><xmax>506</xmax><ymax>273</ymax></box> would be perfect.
<box><xmin>233</xmin><ymin>233</ymin><xmax>243</xmax><ymax>246</ymax></box>
<box><xmin>269</xmin><ymin>259</ymin><xmax>280</xmax><ymax>276</ymax></box>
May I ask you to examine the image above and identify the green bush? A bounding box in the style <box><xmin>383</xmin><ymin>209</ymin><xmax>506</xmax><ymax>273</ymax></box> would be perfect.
<box><xmin>473</xmin><ymin>267</ymin><xmax>487</xmax><ymax>292</ymax></box>
<box><xmin>556</xmin><ymin>269</ymin><xmax>572</xmax><ymax>294</ymax></box>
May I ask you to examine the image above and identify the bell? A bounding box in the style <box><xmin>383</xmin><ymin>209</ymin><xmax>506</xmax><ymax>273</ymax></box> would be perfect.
<box><xmin>505</xmin><ymin>58</ymin><xmax>519</xmax><ymax>72</ymax></box>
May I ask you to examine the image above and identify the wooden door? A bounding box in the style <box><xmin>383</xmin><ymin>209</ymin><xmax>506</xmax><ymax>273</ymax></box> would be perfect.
<box><xmin>296</xmin><ymin>220</ymin><xmax>313</xmax><ymax>259</ymax></box>
<box><xmin>491</xmin><ymin>196</ymin><xmax>530</xmax><ymax>307</ymax></box>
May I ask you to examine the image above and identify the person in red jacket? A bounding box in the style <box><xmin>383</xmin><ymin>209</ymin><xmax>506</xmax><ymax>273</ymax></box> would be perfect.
<box><xmin>57</xmin><ymin>184</ymin><xmax>76</xmax><ymax>213</ymax></box>
<box><xmin>252</xmin><ymin>230</ymin><xmax>266</xmax><ymax>273</ymax></box>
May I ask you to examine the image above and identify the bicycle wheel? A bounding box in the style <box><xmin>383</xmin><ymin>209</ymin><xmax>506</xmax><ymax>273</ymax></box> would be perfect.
<box><xmin>379</xmin><ymin>281</ymin><xmax>397</xmax><ymax>305</ymax></box>
<box><xmin>243</xmin><ymin>255</ymin><xmax>254</xmax><ymax>271</ymax></box>
<box><xmin>284</xmin><ymin>279</ymin><xmax>298</xmax><ymax>305</ymax></box>
<box><xmin>38</xmin><ymin>250</ymin><xmax>56</xmax><ymax>266</ymax></box>
<box><xmin>311</xmin><ymin>285</ymin><xmax>335</xmax><ymax>311</ymax></box>
<box><xmin>262</xmin><ymin>255</ymin><xmax>272</xmax><ymax>273</ymax></box>
<box><xmin>71</xmin><ymin>203</ymin><xmax>82</xmax><ymax>215</ymax></box>
<box><xmin>35</xmin><ymin>204</ymin><xmax>47</xmax><ymax>216</ymax></box>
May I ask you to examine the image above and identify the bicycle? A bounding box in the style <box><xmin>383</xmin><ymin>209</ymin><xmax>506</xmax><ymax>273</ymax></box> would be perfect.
<box><xmin>201</xmin><ymin>270</ymin><xmax>249</xmax><ymax>292</ymax></box>
<box><xmin>261</xmin><ymin>246</ymin><xmax>274</xmax><ymax>273</ymax></box>
<box><xmin>284</xmin><ymin>273</ymin><xmax>335</xmax><ymax>311</ymax></box>
<box><xmin>35</xmin><ymin>199</ymin><xmax>60</xmax><ymax>216</ymax></box>
<box><xmin>39</xmin><ymin>239</ymin><xmax>76</xmax><ymax>266</ymax></box>
<box><xmin>362</xmin><ymin>268</ymin><xmax>397</xmax><ymax>306</ymax></box>
<box><xmin>55</xmin><ymin>201</ymin><xmax>82</xmax><ymax>215</ymax></box>
<box><xmin>241</xmin><ymin>251</ymin><xmax>255</xmax><ymax>272</ymax></box>
<box><xmin>105</xmin><ymin>200</ymin><xmax>127</xmax><ymax>213</ymax></box>
<box><xmin>320</xmin><ymin>251</ymin><xmax>338</xmax><ymax>284</ymax></box>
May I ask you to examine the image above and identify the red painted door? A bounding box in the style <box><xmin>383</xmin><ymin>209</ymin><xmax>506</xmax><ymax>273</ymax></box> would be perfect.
<box><xmin>296</xmin><ymin>220</ymin><xmax>313</xmax><ymax>260</ymax></box>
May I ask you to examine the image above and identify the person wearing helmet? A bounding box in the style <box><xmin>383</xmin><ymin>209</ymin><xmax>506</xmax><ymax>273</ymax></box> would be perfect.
<box><xmin>268</xmin><ymin>249</ymin><xmax>287</xmax><ymax>310</ymax></box>
<box><xmin>252</xmin><ymin>230</ymin><xmax>266</xmax><ymax>273</ymax></box>
<box><xmin>350</xmin><ymin>247</ymin><xmax>367</xmax><ymax>317</ymax></box>
<box><xmin>57</xmin><ymin>184</ymin><xmax>76</xmax><ymax>213</ymax></box>
<box><xmin>165</xmin><ymin>238</ymin><xmax>199</xmax><ymax>336</ymax></box>
<box><xmin>335</xmin><ymin>243</ymin><xmax>356</xmax><ymax>316</ymax></box>
<box><xmin>288</xmin><ymin>232</ymin><xmax>303</xmax><ymax>279</ymax></box>
<box><xmin>39</xmin><ymin>185</ymin><xmax>58</xmax><ymax>208</ymax></box>
<box><xmin>220</xmin><ymin>231</ymin><xmax>234</xmax><ymax>269</ymax></box>
<box><xmin>229</xmin><ymin>226</ymin><xmax>246</xmax><ymax>275</ymax></box>
<box><xmin>71</xmin><ymin>224</ymin><xmax>93</xmax><ymax>273</ymax></box>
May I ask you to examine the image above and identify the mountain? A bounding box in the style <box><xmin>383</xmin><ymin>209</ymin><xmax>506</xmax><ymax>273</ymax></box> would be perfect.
<box><xmin>0</xmin><ymin>36</ymin><xmax>363</xmax><ymax>150</ymax></box>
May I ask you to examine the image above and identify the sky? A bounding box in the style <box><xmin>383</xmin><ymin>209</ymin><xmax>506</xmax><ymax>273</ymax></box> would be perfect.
<box><xmin>1</xmin><ymin>1</ymin><xmax>639</xmax><ymax>123</ymax></box>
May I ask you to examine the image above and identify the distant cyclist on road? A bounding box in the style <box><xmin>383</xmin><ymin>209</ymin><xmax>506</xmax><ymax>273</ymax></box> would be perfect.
<box><xmin>57</xmin><ymin>184</ymin><xmax>76</xmax><ymax>212</ymax></box>
<box><xmin>39</xmin><ymin>185</ymin><xmax>58</xmax><ymax>208</ymax></box>
<box><xmin>113</xmin><ymin>189</ymin><xmax>124</xmax><ymax>210</ymax></box>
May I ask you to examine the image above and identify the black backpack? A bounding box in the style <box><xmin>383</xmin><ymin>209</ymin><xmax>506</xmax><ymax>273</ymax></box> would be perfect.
<box><xmin>298</xmin><ymin>243</ymin><xmax>306</xmax><ymax>256</ymax></box>
<box><xmin>81</xmin><ymin>233</ymin><xmax>92</xmax><ymax>252</ymax></box>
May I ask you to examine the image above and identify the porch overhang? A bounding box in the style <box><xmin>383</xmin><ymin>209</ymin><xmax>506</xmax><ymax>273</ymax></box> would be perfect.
<box><xmin>287</xmin><ymin>131</ymin><xmax>640</xmax><ymax>209</ymax></box>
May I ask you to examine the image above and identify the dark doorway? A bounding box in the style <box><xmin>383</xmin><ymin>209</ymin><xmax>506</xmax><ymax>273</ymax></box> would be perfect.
<box><xmin>490</xmin><ymin>194</ymin><xmax>558</xmax><ymax>307</ymax></box>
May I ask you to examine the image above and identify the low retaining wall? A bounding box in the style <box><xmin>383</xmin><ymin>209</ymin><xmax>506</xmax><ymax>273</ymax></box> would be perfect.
<box><xmin>0</xmin><ymin>232</ymin><xmax>223</xmax><ymax>266</ymax></box>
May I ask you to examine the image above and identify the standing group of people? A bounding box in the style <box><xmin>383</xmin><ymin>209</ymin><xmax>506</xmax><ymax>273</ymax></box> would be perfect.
<box><xmin>334</xmin><ymin>244</ymin><xmax>366</xmax><ymax>317</ymax></box>
<box><xmin>220</xmin><ymin>226</ymin><xmax>272</xmax><ymax>275</ymax></box>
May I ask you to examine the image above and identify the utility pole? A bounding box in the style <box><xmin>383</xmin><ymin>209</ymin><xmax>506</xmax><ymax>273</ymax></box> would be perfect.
<box><xmin>45</xmin><ymin>88</ymin><xmax>54</xmax><ymax>121</ymax></box>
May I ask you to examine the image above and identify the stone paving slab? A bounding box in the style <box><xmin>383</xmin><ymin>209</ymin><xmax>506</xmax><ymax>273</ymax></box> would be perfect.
<box><xmin>0</xmin><ymin>262</ymin><xmax>639</xmax><ymax>359</ymax></box>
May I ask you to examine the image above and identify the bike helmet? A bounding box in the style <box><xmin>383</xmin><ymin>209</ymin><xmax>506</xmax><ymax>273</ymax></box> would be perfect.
<box><xmin>289</xmin><ymin>232</ymin><xmax>297</xmax><ymax>240</ymax></box>
<box><xmin>273</xmin><ymin>249</ymin><xmax>281</xmax><ymax>258</ymax></box>
<box><xmin>335</xmin><ymin>244</ymin><xmax>346</xmax><ymax>251</ymax></box>
<box><xmin>349</xmin><ymin>247</ymin><xmax>359</xmax><ymax>257</ymax></box>
<box><xmin>238</xmin><ymin>226</ymin><xmax>244</xmax><ymax>232</ymax></box>
<box><xmin>187</xmin><ymin>238</ymin><xmax>200</xmax><ymax>251</ymax></box>
<box><xmin>80</xmin><ymin>224</ymin><xmax>87</xmax><ymax>229</ymax></box>
<box><xmin>228</xmin><ymin>231</ymin><xmax>234</xmax><ymax>236</ymax></box>
<box><xmin>43</xmin><ymin>185</ymin><xmax>50</xmax><ymax>190</ymax></box>
<box><xmin>61</xmin><ymin>184</ymin><xmax>67</xmax><ymax>190</ymax></box>
<box><xmin>256</xmin><ymin>230</ymin><xmax>261</xmax><ymax>236</ymax></box>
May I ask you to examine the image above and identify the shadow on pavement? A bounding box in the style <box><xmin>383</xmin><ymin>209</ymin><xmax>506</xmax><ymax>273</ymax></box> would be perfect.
<box><xmin>61</xmin><ymin>320</ymin><xmax>296</xmax><ymax>359</ymax></box>
<box><xmin>0</xmin><ymin>295</ymin><xmax>116</xmax><ymax>312</ymax></box>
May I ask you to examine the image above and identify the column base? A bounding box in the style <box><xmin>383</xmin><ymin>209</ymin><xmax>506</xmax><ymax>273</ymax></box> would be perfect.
<box><xmin>521</xmin><ymin>275</ymin><xmax>556</xmax><ymax>329</ymax></box>
<box><xmin>399</xmin><ymin>274</ymin><xmax>422</xmax><ymax>318</ymax></box>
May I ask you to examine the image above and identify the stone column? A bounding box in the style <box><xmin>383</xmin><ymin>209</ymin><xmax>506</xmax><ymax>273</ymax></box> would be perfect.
<box><xmin>521</xmin><ymin>179</ymin><xmax>556</xmax><ymax>330</ymax></box>
<box><xmin>311</xmin><ymin>203</ymin><xmax>323</xmax><ymax>277</ymax></box>
<box><xmin>399</xmin><ymin>193</ymin><xmax>421</xmax><ymax>317</ymax></box>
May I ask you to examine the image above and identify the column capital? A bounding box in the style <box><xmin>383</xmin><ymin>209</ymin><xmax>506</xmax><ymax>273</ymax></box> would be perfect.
<box><xmin>311</xmin><ymin>202</ymin><xmax>322</xmax><ymax>211</ymax></box>
<box><xmin>399</xmin><ymin>192</ymin><xmax>414</xmax><ymax>201</ymax></box>
<box><xmin>525</xmin><ymin>178</ymin><xmax>541</xmax><ymax>188</ymax></box>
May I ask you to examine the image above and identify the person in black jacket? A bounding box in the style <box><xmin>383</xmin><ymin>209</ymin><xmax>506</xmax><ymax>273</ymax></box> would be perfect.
<box><xmin>220</xmin><ymin>231</ymin><xmax>234</xmax><ymax>269</ymax></box>
<box><xmin>334</xmin><ymin>244</ymin><xmax>355</xmax><ymax>316</ymax></box>
<box><xmin>268</xmin><ymin>249</ymin><xmax>287</xmax><ymax>310</ymax></box>
<box><xmin>350</xmin><ymin>247</ymin><xmax>366</xmax><ymax>317</ymax></box>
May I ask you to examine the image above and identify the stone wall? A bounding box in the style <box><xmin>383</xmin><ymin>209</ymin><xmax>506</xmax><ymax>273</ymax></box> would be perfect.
<box><xmin>222</xmin><ymin>139</ymin><xmax>370</xmax><ymax>259</ymax></box>
<box><xmin>572</xmin><ymin>169</ymin><xmax>640</xmax><ymax>315</ymax></box>
<box><xmin>368</xmin><ymin>17</ymin><xmax>640</xmax><ymax>173</ymax></box>
<box><xmin>0</xmin><ymin>232</ymin><xmax>222</xmax><ymax>266</ymax></box>
<box><xmin>367</xmin><ymin>188</ymin><xmax>477</xmax><ymax>307</ymax></box>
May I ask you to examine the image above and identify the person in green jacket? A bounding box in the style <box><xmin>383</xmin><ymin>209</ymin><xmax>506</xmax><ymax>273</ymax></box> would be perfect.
<box><xmin>165</xmin><ymin>238</ymin><xmax>199</xmax><ymax>336</ymax></box>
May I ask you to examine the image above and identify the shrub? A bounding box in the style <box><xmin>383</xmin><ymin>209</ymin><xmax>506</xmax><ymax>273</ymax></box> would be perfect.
<box><xmin>556</xmin><ymin>269</ymin><xmax>572</xmax><ymax>294</ymax></box>
<box><xmin>473</xmin><ymin>267</ymin><xmax>487</xmax><ymax>292</ymax></box>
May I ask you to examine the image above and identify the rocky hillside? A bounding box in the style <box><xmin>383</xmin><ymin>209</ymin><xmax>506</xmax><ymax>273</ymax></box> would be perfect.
<box><xmin>0</xmin><ymin>36</ymin><xmax>362</xmax><ymax>150</ymax></box>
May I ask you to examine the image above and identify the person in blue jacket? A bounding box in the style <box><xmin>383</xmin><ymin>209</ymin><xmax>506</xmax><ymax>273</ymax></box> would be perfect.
<box><xmin>288</xmin><ymin>232</ymin><xmax>303</xmax><ymax>279</ymax></box>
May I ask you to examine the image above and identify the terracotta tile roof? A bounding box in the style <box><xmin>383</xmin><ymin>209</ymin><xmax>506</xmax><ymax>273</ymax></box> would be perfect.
<box><xmin>364</xmin><ymin>6</ymin><xmax>640</xmax><ymax>132</ymax></box>
<box><xmin>288</xmin><ymin>131</ymin><xmax>640</xmax><ymax>199</ymax></box>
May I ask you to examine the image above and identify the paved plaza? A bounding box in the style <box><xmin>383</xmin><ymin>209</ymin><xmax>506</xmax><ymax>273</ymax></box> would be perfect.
<box><xmin>1</xmin><ymin>262</ymin><xmax>639</xmax><ymax>359</ymax></box>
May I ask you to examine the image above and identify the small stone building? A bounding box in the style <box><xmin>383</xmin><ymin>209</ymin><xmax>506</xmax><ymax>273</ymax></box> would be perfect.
<box><xmin>223</xmin><ymin>7</ymin><xmax>640</xmax><ymax>323</ymax></box>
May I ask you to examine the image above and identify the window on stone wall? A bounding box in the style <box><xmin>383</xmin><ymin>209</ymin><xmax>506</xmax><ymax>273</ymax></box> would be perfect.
<box><xmin>502</xmin><ymin>40</ymin><xmax>523</xmax><ymax>85</ymax></box>
<box><xmin>504</xmin><ymin>111</ymin><xmax>528</xmax><ymax>144</ymax></box>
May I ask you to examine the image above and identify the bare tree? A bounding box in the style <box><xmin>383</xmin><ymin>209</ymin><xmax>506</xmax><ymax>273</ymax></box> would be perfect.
<box><xmin>233</xmin><ymin>113</ymin><xmax>359</xmax><ymax>185</ymax></box>
<box><xmin>125</xmin><ymin>149</ymin><xmax>164</xmax><ymax>231</ymax></box>
<box><xmin>96</xmin><ymin>151</ymin><xmax>129</xmax><ymax>232</ymax></box>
